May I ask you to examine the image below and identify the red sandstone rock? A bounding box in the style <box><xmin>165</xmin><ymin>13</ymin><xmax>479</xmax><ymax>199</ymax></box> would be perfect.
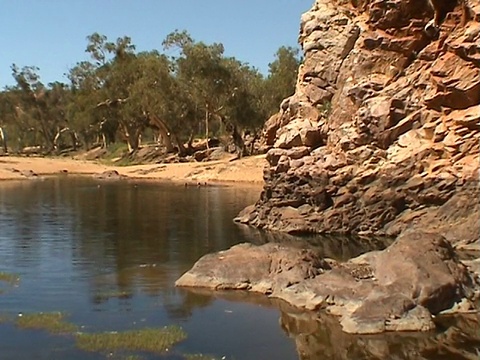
<box><xmin>246</xmin><ymin>0</ymin><xmax>480</xmax><ymax>245</ymax></box>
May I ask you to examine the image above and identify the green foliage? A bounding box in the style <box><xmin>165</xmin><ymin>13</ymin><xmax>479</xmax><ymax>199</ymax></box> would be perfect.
<box><xmin>318</xmin><ymin>100</ymin><xmax>332</xmax><ymax>117</ymax></box>
<box><xmin>264</xmin><ymin>46</ymin><xmax>302</xmax><ymax>117</ymax></box>
<box><xmin>1</xmin><ymin>30</ymin><xmax>301</xmax><ymax>155</ymax></box>
<box><xmin>99</xmin><ymin>142</ymin><xmax>134</xmax><ymax>166</ymax></box>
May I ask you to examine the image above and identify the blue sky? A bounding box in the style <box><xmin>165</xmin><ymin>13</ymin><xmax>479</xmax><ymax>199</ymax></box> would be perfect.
<box><xmin>1</xmin><ymin>0</ymin><xmax>313</xmax><ymax>88</ymax></box>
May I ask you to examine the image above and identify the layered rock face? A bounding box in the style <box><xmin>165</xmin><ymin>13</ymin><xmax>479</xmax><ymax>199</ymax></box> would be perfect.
<box><xmin>239</xmin><ymin>0</ymin><xmax>480</xmax><ymax>247</ymax></box>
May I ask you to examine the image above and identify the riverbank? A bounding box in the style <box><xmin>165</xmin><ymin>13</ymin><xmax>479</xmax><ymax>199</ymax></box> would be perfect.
<box><xmin>0</xmin><ymin>154</ymin><xmax>266</xmax><ymax>186</ymax></box>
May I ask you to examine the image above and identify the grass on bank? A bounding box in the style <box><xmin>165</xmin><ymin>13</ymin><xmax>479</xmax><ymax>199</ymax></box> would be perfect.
<box><xmin>76</xmin><ymin>326</ymin><xmax>187</xmax><ymax>353</ymax></box>
<box><xmin>16</xmin><ymin>312</ymin><xmax>78</xmax><ymax>334</ymax></box>
<box><xmin>100</xmin><ymin>143</ymin><xmax>138</xmax><ymax>166</ymax></box>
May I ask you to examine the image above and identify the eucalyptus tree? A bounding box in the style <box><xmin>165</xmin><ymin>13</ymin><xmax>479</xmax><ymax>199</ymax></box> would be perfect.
<box><xmin>10</xmin><ymin>65</ymin><xmax>51</xmax><ymax>149</ymax></box>
<box><xmin>69</xmin><ymin>33</ymin><xmax>140</xmax><ymax>151</ymax></box>
<box><xmin>0</xmin><ymin>90</ymin><xmax>15</xmax><ymax>152</ymax></box>
<box><xmin>0</xmin><ymin>86</ymin><xmax>40</xmax><ymax>150</ymax></box>
<box><xmin>67</xmin><ymin>60</ymin><xmax>111</xmax><ymax>148</ymax></box>
<box><xmin>6</xmin><ymin>65</ymin><xmax>71</xmax><ymax>151</ymax></box>
<box><xmin>264</xmin><ymin>46</ymin><xmax>302</xmax><ymax>116</ymax></box>
<box><xmin>114</xmin><ymin>50</ymin><xmax>178</xmax><ymax>153</ymax></box>
<box><xmin>0</xmin><ymin>126</ymin><xmax>6</xmax><ymax>153</ymax></box>
<box><xmin>163</xmin><ymin>30</ymin><xmax>235</xmax><ymax>141</ymax></box>
<box><xmin>125</xmin><ymin>50</ymin><xmax>200</xmax><ymax>155</ymax></box>
<box><xmin>2</xmin><ymin>31</ymin><xmax>301</xmax><ymax>157</ymax></box>
<box><xmin>46</xmin><ymin>81</ymin><xmax>78</xmax><ymax>151</ymax></box>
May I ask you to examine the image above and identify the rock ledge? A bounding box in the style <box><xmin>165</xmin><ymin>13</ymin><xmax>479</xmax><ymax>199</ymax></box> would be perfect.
<box><xmin>176</xmin><ymin>231</ymin><xmax>479</xmax><ymax>334</ymax></box>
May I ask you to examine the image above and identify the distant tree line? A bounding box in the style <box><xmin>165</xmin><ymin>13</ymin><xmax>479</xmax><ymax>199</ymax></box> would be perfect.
<box><xmin>0</xmin><ymin>31</ymin><xmax>301</xmax><ymax>155</ymax></box>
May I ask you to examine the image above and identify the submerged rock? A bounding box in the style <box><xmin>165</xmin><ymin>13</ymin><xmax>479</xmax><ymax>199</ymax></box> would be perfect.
<box><xmin>177</xmin><ymin>231</ymin><xmax>479</xmax><ymax>334</ymax></box>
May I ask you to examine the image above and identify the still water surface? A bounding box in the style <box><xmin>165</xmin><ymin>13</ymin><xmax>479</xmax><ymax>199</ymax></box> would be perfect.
<box><xmin>0</xmin><ymin>177</ymin><xmax>297</xmax><ymax>360</ymax></box>
<box><xmin>0</xmin><ymin>177</ymin><xmax>478</xmax><ymax>360</ymax></box>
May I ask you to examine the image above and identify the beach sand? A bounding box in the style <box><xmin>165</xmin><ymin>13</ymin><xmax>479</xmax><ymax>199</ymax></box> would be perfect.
<box><xmin>0</xmin><ymin>154</ymin><xmax>266</xmax><ymax>186</ymax></box>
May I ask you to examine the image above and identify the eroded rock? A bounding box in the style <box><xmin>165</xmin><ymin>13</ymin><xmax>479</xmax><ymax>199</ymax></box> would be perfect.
<box><xmin>242</xmin><ymin>0</ymin><xmax>480</xmax><ymax>246</ymax></box>
<box><xmin>93</xmin><ymin>170</ymin><xmax>124</xmax><ymax>180</ymax></box>
<box><xmin>177</xmin><ymin>231</ymin><xmax>479</xmax><ymax>334</ymax></box>
<box><xmin>176</xmin><ymin>243</ymin><xmax>329</xmax><ymax>294</ymax></box>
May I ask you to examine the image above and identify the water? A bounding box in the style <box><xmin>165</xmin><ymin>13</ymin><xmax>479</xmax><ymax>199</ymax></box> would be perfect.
<box><xmin>0</xmin><ymin>176</ymin><xmax>478</xmax><ymax>360</ymax></box>
<box><xmin>0</xmin><ymin>177</ymin><xmax>297</xmax><ymax>360</ymax></box>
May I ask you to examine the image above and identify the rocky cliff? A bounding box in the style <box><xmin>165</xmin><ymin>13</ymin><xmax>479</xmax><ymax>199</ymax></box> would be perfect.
<box><xmin>238</xmin><ymin>0</ymin><xmax>480</xmax><ymax>248</ymax></box>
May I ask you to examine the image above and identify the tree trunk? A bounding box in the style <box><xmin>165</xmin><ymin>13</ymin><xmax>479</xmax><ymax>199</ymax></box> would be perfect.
<box><xmin>97</xmin><ymin>118</ymin><xmax>117</xmax><ymax>148</ymax></box>
<box><xmin>172</xmin><ymin>133</ymin><xmax>188</xmax><ymax>157</ymax></box>
<box><xmin>148</xmin><ymin>114</ymin><xmax>175</xmax><ymax>153</ymax></box>
<box><xmin>0</xmin><ymin>127</ymin><xmax>7</xmax><ymax>154</ymax></box>
<box><xmin>71</xmin><ymin>131</ymin><xmax>79</xmax><ymax>151</ymax></box>
<box><xmin>205</xmin><ymin>107</ymin><xmax>209</xmax><ymax>149</ymax></box>
<box><xmin>37</xmin><ymin>110</ymin><xmax>55</xmax><ymax>152</ymax></box>
<box><xmin>231</xmin><ymin>124</ymin><xmax>247</xmax><ymax>158</ymax></box>
<box><xmin>214</xmin><ymin>113</ymin><xmax>248</xmax><ymax>158</ymax></box>
<box><xmin>187</xmin><ymin>132</ymin><xmax>195</xmax><ymax>154</ymax></box>
<box><xmin>123</xmin><ymin>124</ymin><xmax>141</xmax><ymax>154</ymax></box>
<box><xmin>54</xmin><ymin>127</ymin><xmax>79</xmax><ymax>152</ymax></box>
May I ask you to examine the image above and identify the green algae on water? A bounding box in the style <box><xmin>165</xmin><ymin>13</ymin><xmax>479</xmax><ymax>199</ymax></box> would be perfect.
<box><xmin>184</xmin><ymin>354</ymin><xmax>222</xmax><ymax>360</ymax></box>
<box><xmin>0</xmin><ymin>272</ymin><xmax>20</xmax><ymax>285</ymax></box>
<box><xmin>93</xmin><ymin>289</ymin><xmax>133</xmax><ymax>303</ymax></box>
<box><xmin>109</xmin><ymin>355</ymin><xmax>145</xmax><ymax>360</ymax></box>
<box><xmin>0</xmin><ymin>313</ymin><xmax>13</xmax><ymax>324</ymax></box>
<box><xmin>76</xmin><ymin>326</ymin><xmax>187</xmax><ymax>354</ymax></box>
<box><xmin>16</xmin><ymin>312</ymin><xmax>78</xmax><ymax>334</ymax></box>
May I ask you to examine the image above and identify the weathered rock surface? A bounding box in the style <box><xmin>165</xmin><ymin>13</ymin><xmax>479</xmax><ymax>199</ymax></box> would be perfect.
<box><xmin>176</xmin><ymin>243</ymin><xmax>328</xmax><ymax>293</ymax></box>
<box><xmin>177</xmin><ymin>231</ymin><xmax>479</xmax><ymax>334</ymax></box>
<box><xmin>93</xmin><ymin>169</ymin><xmax>125</xmax><ymax>180</ymax></box>
<box><xmin>239</xmin><ymin>0</ymin><xmax>480</xmax><ymax>247</ymax></box>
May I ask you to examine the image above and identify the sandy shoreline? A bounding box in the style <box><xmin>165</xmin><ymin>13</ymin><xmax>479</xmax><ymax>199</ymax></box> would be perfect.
<box><xmin>0</xmin><ymin>154</ymin><xmax>266</xmax><ymax>187</ymax></box>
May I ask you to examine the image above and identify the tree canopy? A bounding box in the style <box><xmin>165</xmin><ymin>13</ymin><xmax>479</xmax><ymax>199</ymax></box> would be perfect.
<box><xmin>0</xmin><ymin>31</ymin><xmax>301</xmax><ymax>155</ymax></box>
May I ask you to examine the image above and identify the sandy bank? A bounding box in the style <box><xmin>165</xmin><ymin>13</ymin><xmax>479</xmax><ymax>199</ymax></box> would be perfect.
<box><xmin>0</xmin><ymin>155</ymin><xmax>266</xmax><ymax>186</ymax></box>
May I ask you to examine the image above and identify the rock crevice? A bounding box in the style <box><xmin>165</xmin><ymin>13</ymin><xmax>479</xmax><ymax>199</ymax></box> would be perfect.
<box><xmin>240</xmin><ymin>0</ymin><xmax>480</xmax><ymax>247</ymax></box>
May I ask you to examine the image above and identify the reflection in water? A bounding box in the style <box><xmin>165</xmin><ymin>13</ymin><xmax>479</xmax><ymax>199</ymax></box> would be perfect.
<box><xmin>0</xmin><ymin>177</ymin><xmax>478</xmax><ymax>360</ymax></box>
<box><xmin>177</xmin><ymin>288</ymin><xmax>480</xmax><ymax>360</ymax></box>
<box><xmin>0</xmin><ymin>177</ymin><xmax>298</xmax><ymax>360</ymax></box>
<box><xmin>237</xmin><ymin>225</ymin><xmax>393</xmax><ymax>261</ymax></box>
<box><xmin>280</xmin><ymin>308</ymin><xmax>480</xmax><ymax>360</ymax></box>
